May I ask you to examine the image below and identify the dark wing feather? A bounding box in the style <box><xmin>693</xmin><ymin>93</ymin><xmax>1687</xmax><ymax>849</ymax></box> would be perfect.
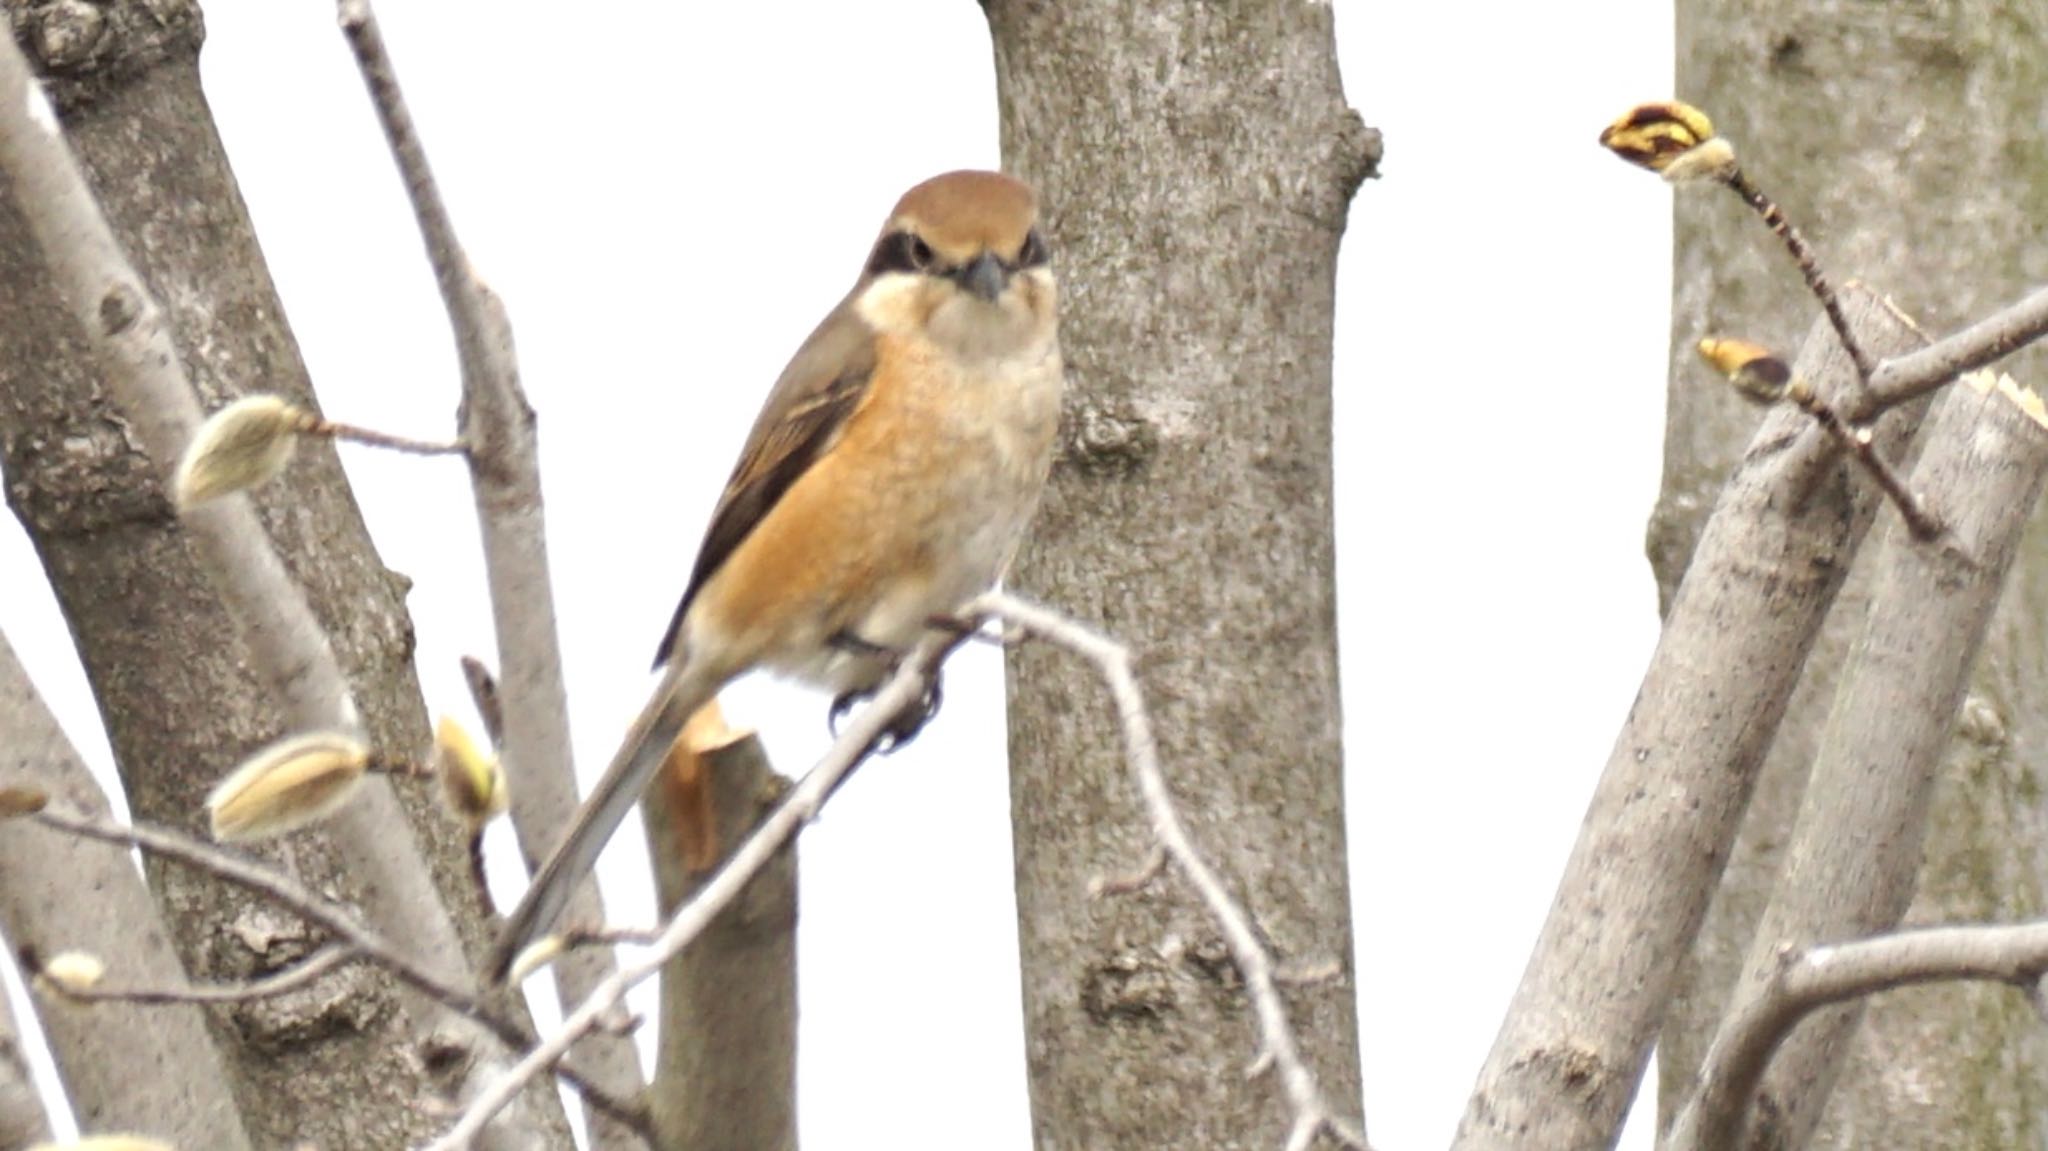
<box><xmin>652</xmin><ymin>299</ymin><xmax>879</xmax><ymax>668</ymax></box>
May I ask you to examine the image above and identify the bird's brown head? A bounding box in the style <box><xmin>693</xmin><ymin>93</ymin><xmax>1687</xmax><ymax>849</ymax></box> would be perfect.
<box><xmin>855</xmin><ymin>170</ymin><xmax>1057</xmax><ymax>360</ymax></box>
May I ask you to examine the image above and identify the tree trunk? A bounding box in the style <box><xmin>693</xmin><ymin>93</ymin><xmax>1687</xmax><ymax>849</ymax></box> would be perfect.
<box><xmin>0</xmin><ymin>3</ymin><xmax>566</xmax><ymax>1144</ymax></box>
<box><xmin>985</xmin><ymin>3</ymin><xmax>1379</xmax><ymax>1147</ymax></box>
<box><xmin>1656</xmin><ymin>2</ymin><xmax>2048</xmax><ymax>1145</ymax></box>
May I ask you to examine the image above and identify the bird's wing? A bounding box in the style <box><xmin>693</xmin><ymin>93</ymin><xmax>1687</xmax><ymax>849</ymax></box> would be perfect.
<box><xmin>652</xmin><ymin>298</ymin><xmax>879</xmax><ymax>667</ymax></box>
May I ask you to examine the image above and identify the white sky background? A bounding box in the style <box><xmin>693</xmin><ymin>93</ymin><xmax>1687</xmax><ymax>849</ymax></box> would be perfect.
<box><xmin>0</xmin><ymin>1</ymin><xmax>1681</xmax><ymax>1148</ymax></box>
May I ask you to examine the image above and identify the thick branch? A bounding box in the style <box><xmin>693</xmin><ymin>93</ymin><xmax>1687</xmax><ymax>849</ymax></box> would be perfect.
<box><xmin>334</xmin><ymin>1</ymin><xmax>642</xmax><ymax>1134</ymax></box>
<box><xmin>1452</xmin><ymin>293</ymin><xmax>1927</xmax><ymax>1151</ymax></box>
<box><xmin>1866</xmin><ymin>282</ymin><xmax>2048</xmax><ymax>409</ymax></box>
<box><xmin>1678</xmin><ymin>919</ymin><xmax>2048</xmax><ymax>1146</ymax></box>
<box><xmin>0</xmin><ymin>30</ymin><xmax>547</xmax><ymax>1145</ymax></box>
<box><xmin>643</xmin><ymin>725</ymin><xmax>797</xmax><ymax>1151</ymax></box>
<box><xmin>0</xmin><ymin>632</ymin><xmax>249</xmax><ymax>1148</ymax></box>
<box><xmin>1664</xmin><ymin>375</ymin><xmax>2048</xmax><ymax>1151</ymax></box>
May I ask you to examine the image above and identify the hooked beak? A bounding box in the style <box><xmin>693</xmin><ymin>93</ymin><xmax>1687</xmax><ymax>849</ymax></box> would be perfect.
<box><xmin>954</xmin><ymin>251</ymin><xmax>1008</xmax><ymax>302</ymax></box>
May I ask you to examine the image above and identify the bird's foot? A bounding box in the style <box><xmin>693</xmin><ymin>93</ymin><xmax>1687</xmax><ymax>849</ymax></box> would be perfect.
<box><xmin>828</xmin><ymin>671</ymin><xmax>944</xmax><ymax>754</ymax></box>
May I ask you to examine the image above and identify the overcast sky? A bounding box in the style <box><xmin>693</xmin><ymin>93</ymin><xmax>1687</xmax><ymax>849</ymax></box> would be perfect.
<box><xmin>0</xmin><ymin>2</ymin><xmax>1675</xmax><ymax>1148</ymax></box>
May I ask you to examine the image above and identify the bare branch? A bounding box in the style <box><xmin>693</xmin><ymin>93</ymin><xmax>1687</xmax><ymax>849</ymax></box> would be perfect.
<box><xmin>1868</xmin><ymin>282</ymin><xmax>2048</xmax><ymax>409</ymax></box>
<box><xmin>33</xmin><ymin>943</ymin><xmax>361</xmax><ymax>1007</ymax></box>
<box><xmin>0</xmin><ymin>0</ymin><xmax>355</xmax><ymax>751</ymax></box>
<box><xmin>334</xmin><ymin>3</ymin><xmax>643</xmax><ymax>1128</ymax></box>
<box><xmin>1676</xmin><ymin>919</ymin><xmax>2048</xmax><ymax>1150</ymax></box>
<box><xmin>643</xmin><ymin>723</ymin><xmax>796</xmax><ymax>1150</ymax></box>
<box><xmin>1719</xmin><ymin>168</ymin><xmax>1877</xmax><ymax>382</ymax></box>
<box><xmin>1663</xmin><ymin>375</ymin><xmax>2048</xmax><ymax>1151</ymax></box>
<box><xmin>1784</xmin><ymin>382</ymin><xmax>1940</xmax><ymax>539</ymax></box>
<box><xmin>1451</xmin><ymin>294</ymin><xmax>1928</xmax><ymax>1151</ymax></box>
<box><xmin>978</xmin><ymin>593</ymin><xmax>1368</xmax><ymax>1151</ymax></box>
<box><xmin>22</xmin><ymin>805</ymin><xmax>651</xmax><ymax>1140</ymax></box>
<box><xmin>422</xmin><ymin>628</ymin><xmax>963</xmax><ymax>1149</ymax></box>
<box><xmin>0</xmin><ymin>630</ymin><xmax>250</xmax><ymax>1146</ymax></box>
<box><xmin>0</xmin><ymin>31</ymin><xmax>555</xmax><ymax>1141</ymax></box>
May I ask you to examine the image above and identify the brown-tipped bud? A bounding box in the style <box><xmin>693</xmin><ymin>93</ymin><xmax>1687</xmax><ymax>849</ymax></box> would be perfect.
<box><xmin>172</xmin><ymin>394</ymin><xmax>310</xmax><ymax>510</ymax></box>
<box><xmin>205</xmin><ymin>731</ymin><xmax>370</xmax><ymax>842</ymax></box>
<box><xmin>35</xmin><ymin>950</ymin><xmax>105</xmax><ymax>995</ymax></box>
<box><xmin>27</xmin><ymin>1130</ymin><xmax>178</xmax><ymax>1138</ymax></box>
<box><xmin>433</xmin><ymin>715</ymin><xmax>507</xmax><ymax>828</ymax></box>
<box><xmin>504</xmin><ymin>935</ymin><xmax>565</xmax><ymax>987</ymax></box>
<box><xmin>1600</xmin><ymin>100</ymin><xmax>1731</xmax><ymax>180</ymax></box>
<box><xmin>0</xmin><ymin>785</ymin><xmax>49</xmax><ymax>817</ymax></box>
<box><xmin>1697</xmin><ymin>336</ymin><xmax>1792</xmax><ymax>404</ymax></box>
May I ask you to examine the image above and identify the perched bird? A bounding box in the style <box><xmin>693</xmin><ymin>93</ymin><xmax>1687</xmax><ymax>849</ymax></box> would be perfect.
<box><xmin>488</xmin><ymin>170</ymin><xmax>1064</xmax><ymax>977</ymax></box>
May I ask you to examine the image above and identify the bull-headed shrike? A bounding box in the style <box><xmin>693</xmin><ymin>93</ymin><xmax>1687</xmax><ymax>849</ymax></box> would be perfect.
<box><xmin>489</xmin><ymin>170</ymin><xmax>1064</xmax><ymax>976</ymax></box>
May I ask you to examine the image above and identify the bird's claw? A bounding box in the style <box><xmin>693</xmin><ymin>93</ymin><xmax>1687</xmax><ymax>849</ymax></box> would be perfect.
<box><xmin>827</xmin><ymin>672</ymin><xmax>944</xmax><ymax>754</ymax></box>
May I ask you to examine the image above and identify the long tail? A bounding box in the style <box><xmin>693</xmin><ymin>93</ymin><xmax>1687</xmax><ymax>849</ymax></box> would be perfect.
<box><xmin>486</xmin><ymin>658</ymin><xmax>721</xmax><ymax>980</ymax></box>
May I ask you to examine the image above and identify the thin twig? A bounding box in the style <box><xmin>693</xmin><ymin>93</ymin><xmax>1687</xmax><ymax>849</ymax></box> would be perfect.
<box><xmin>421</xmin><ymin>627</ymin><xmax>965</xmax><ymax>1149</ymax></box>
<box><xmin>304</xmin><ymin>414</ymin><xmax>464</xmax><ymax>457</ymax></box>
<box><xmin>1722</xmin><ymin>167</ymin><xmax>1876</xmax><ymax>383</ymax></box>
<box><xmin>976</xmin><ymin>593</ymin><xmax>1368</xmax><ymax>1151</ymax></box>
<box><xmin>25</xmin><ymin>806</ymin><xmax>651</xmax><ymax>1139</ymax></box>
<box><xmin>1783</xmin><ymin>380</ymin><xmax>1941</xmax><ymax>539</ymax></box>
<box><xmin>1671</xmin><ymin>920</ymin><xmax>2048</xmax><ymax>1151</ymax></box>
<box><xmin>35</xmin><ymin>943</ymin><xmax>361</xmax><ymax>1006</ymax></box>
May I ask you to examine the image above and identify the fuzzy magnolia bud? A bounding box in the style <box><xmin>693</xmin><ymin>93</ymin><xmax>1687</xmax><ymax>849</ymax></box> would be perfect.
<box><xmin>172</xmin><ymin>394</ymin><xmax>310</xmax><ymax>509</ymax></box>
<box><xmin>205</xmin><ymin>731</ymin><xmax>370</xmax><ymax>842</ymax></box>
<box><xmin>35</xmin><ymin>950</ymin><xmax>105</xmax><ymax>995</ymax></box>
<box><xmin>433</xmin><ymin>715</ymin><xmax>507</xmax><ymax>828</ymax></box>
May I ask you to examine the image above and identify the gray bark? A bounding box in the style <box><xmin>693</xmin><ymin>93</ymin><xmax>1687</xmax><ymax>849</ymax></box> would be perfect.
<box><xmin>984</xmin><ymin>3</ymin><xmax>1378</xmax><ymax>1147</ymax></box>
<box><xmin>0</xmin><ymin>629</ymin><xmax>249</xmax><ymax>1148</ymax></box>
<box><xmin>1656</xmin><ymin>3</ymin><xmax>2048</xmax><ymax>1146</ymax></box>
<box><xmin>0</xmin><ymin>3</ymin><xmax>568</xmax><ymax>1145</ymax></box>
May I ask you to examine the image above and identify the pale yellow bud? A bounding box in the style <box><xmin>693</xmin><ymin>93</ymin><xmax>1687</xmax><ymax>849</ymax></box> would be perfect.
<box><xmin>434</xmin><ymin>715</ymin><xmax>507</xmax><ymax>827</ymax></box>
<box><xmin>35</xmin><ymin>950</ymin><xmax>104</xmax><ymax>995</ymax></box>
<box><xmin>172</xmin><ymin>394</ymin><xmax>309</xmax><ymax>509</ymax></box>
<box><xmin>206</xmin><ymin>731</ymin><xmax>370</xmax><ymax>842</ymax></box>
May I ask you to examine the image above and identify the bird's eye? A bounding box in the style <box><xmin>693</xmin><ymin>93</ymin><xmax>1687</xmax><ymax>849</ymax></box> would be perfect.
<box><xmin>866</xmin><ymin>230</ymin><xmax>939</xmax><ymax>277</ymax></box>
<box><xmin>1018</xmin><ymin>228</ymin><xmax>1049</xmax><ymax>268</ymax></box>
